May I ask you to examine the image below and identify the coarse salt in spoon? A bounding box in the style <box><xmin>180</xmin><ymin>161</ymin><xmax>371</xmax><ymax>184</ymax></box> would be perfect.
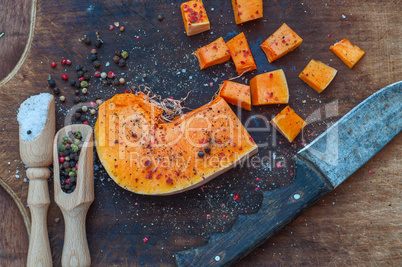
<box><xmin>18</xmin><ymin>93</ymin><xmax>55</xmax><ymax>267</ymax></box>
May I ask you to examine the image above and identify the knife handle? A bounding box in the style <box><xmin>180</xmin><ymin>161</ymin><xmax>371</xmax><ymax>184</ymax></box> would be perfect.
<box><xmin>26</xmin><ymin>167</ymin><xmax>53</xmax><ymax>267</ymax></box>
<box><xmin>60</xmin><ymin>203</ymin><xmax>91</xmax><ymax>267</ymax></box>
<box><xmin>175</xmin><ymin>156</ymin><xmax>334</xmax><ymax>267</ymax></box>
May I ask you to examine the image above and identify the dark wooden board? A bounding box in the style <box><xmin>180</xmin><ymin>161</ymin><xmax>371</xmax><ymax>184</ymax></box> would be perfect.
<box><xmin>0</xmin><ymin>0</ymin><xmax>401</xmax><ymax>266</ymax></box>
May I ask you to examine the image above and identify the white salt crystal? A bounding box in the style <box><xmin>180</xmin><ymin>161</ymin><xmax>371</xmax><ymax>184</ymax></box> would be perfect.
<box><xmin>17</xmin><ymin>93</ymin><xmax>52</xmax><ymax>142</ymax></box>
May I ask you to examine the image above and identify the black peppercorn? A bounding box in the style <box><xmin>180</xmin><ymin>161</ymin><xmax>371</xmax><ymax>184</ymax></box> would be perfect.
<box><xmin>94</xmin><ymin>40</ymin><xmax>102</xmax><ymax>48</ymax></box>
<box><xmin>83</xmin><ymin>73</ymin><xmax>91</xmax><ymax>80</ymax></box>
<box><xmin>158</xmin><ymin>14</ymin><xmax>164</xmax><ymax>21</ymax></box>
<box><xmin>205</xmin><ymin>148</ymin><xmax>211</xmax><ymax>154</ymax></box>
<box><xmin>69</xmin><ymin>80</ymin><xmax>76</xmax><ymax>86</ymax></box>
<box><xmin>115</xmin><ymin>50</ymin><xmax>121</xmax><ymax>57</ymax></box>
<box><xmin>27</xmin><ymin>130</ymin><xmax>32</xmax><ymax>135</ymax></box>
<box><xmin>113</xmin><ymin>81</ymin><xmax>120</xmax><ymax>86</ymax></box>
<box><xmin>90</xmin><ymin>54</ymin><xmax>97</xmax><ymax>61</ymax></box>
<box><xmin>81</xmin><ymin>67</ymin><xmax>88</xmax><ymax>73</ymax></box>
<box><xmin>93</xmin><ymin>61</ymin><xmax>101</xmax><ymax>68</ymax></box>
<box><xmin>75</xmin><ymin>90</ymin><xmax>80</xmax><ymax>95</ymax></box>
<box><xmin>82</xmin><ymin>36</ymin><xmax>91</xmax><ymax>45</ymax></box>
<box><xmin>113</xmin><ymin>55</ymin><xmax>120</xmax><ymax>63</ymax></box>
<box><xmin>80</xmin><ymin>96</ymin><xmax>87</xmax><ymax>102</ymax></box>
<box><xmin>80</xmin><ymin>115</ymin><xmax>87</xmax><ymax>122</ymax></box>
<box><xmin>75</xmin><ymin>113</ymin><xmax>81</xmax><ymax>119</ymax></box>
<box><xmin>106</xmin><ymin>79</ymin><xmax>112</xmax><ymax>85</ymax></box>
<box><xmin>48</xmin><ymin>79</ymin><xmax>56</xmax><ymax>87</ymax></box>
<box><xmin>74</xmin><ymin>96</ymin><xmax>80</xmax><ymax>103</ymax></box>
<box><xmin>74</xmin><ymin>81</ymin><xmax>80</xmax><ymax>88</ymax></box>
<box><xmin>75</xmin><ymin>64</ymin><xmax>83</xmax><ymax>71</ymax></box>
<box><xmin>77</xmin><ymin>71</ymin><xmax>84</xmax><ymax>78</ymax></box>
<box><xmin>119</xmin><ymin>59</ymin><xmax>126</xmax><ymax>67</ymax></box>
<box><xmin>198</xmin><ymin>151</ymin><xmax>205</xmax><ymax>158</ymax></box>
<box><xmin>54</xmin><ymin>87</ymin><xmax>60</xmax><ymax>94</ymax></box>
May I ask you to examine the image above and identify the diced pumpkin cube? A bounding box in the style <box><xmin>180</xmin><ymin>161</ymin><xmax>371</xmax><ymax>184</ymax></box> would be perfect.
<box><xmin>271</xmin><ymin>106</ymin><xmax>307</xmax><ymax>142</ymax></box>
<box><xmin>330</xmin><ymin>39</ymin><xmax>365</xmax><ymax>68</ymax></box>
<box><xmin>226</xmin><ymin>32</ymin><xmax>257</xmax><ymax>75</ymax></box>
<box><xmin>250</xmin><ymin>69</ymin><xmax>289</xmax><ymax>105</ymax></box>
<box><xmin>231</xmin><ymin>0</ymin><xmax>263</xmax><ymax>25</ymax></box>
<box><xmin>219</xmin><ymin>80</ymin><xmax>251</xmax><ymax>111</ymax></box>
<box><xmin>181</xmin><ymin>1</ymin><xmax>210</xmax><ymax>36</ymax></box>
<box><xmin>299</xmin><ymin>59</ymin><xmax>337</xmax><ymax>93</ymax></box>
<box><xmin>194</xmin><ymin>37</ymin><xmax>231</xmax><ymax>70</ymax></box>
<box><xmin>261</xmin><ymin>23</ymin><xmax>303</xmax><ymax>63</ymax></box>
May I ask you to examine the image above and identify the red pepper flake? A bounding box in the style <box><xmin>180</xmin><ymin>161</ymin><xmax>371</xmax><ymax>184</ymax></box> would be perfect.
<box><xmin>213</xmin><ymin>45</ymin><xmax>218</xmax><ymax>50</ymax></box>
<box><xmin>51</xmin><ymin>62</ymin><xmax>57</xmax><ymax>68</ymax></box>
<box><xmin>269</xmin><ymin>73</ymin><xmax>273</xmax><ymax>78</ymax></box>
<box><xmin>239</xmin><ymin>147</ymin><xmax>242</xmax><ymax>150</ymax></box>
<box><xmin>183</xmin><ymin>4</ymin><xmax>187</xmax><ymax>8</ymax></box>
<box><xmin>305</xmin><ymin>73</ymin><xmax>309</xmax><ymax>77</ymax></box>
<box><xmin>143</xmin><ymin>237</ymin><xmax>148</xmax><ymax>243</ymax></box>
<box><xmin>238</xmin><ymin>4</ymin><xmax>241</xmax><ymax>8</ymax></box>
<box><xmin>368</xmin><ymin>170</ymin><xmax>374</xmax><ymax>174</ymax></box>
<box><xmin>109</xmin><ymin>25</ymin><xmax>114</xmax><ymax>31</ymax></box>
<box><xmin>256</xmin><ymin>11</ymin><xmax>259</xmax><ymax>14</ymax></box>
<box><xmin>282</xmin><ymin>40</ymin><xmax>286</xmax><ymax>44</ymax></box>
<box><xmin>193</xmin><ymin>3</ymin><xmax>197</xmax><ymax>7</ymax></box>
<box><xmin>290</xmin><ymin>172</ymin><xmax>294</xmax><ymax>176</ymax></box>
<box><xmin>255</xmin><ymin>187</ymin><xmax>259</xmax><ymax>191</ymax></box>
<box><xmin>233</xmin><ymin>194</ymin><xmax>240</xmax><ymax>201</ymax></box>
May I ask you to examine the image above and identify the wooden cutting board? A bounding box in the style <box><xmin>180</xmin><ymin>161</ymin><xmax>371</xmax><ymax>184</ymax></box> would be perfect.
<box><xmin>0</xmin><ymin>0</ymin><xmax>401</xmax><ymax>265</ymax></box>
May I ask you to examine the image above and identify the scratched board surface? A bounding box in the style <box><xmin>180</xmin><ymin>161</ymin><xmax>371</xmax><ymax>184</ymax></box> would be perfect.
<box><xmin>1</xmin><ymin>0</ymin><xmax>399</xmax><ymax>265</ymax></box>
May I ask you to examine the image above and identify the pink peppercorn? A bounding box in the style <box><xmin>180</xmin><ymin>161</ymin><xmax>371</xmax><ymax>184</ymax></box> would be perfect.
<box><xmin>143</xmin><ymin>237</ymin><xmax>148</xmax><ymax>243</ymax></box>
<box><xmin>94</xmin><ymin>71</ymin><xmax>101</xmax><ymax>77</ymax></box>
<box><xmin>61</xmin><ymin>59</ymin><xmax>67</xmax><ymax>65</ymax></box>
<box><xmin>136</xmin><ymin>36</ymin><xmax>140</xmax><ymax>40</ymax></box>
<box><xmin>66</xmin><ymin>178</ymin><xmax>70</xmax><ymax>185</ymax></box>
<box><xmin>270</xmin><ymin>73</ymin><xmax>274</xmax><ymax>78</ymax></box>
<box><xmin>369</xmin><ymin>170</ymin><xmax>374</xmax><ymax>174</ymax></box>
<box><xmin>79</xmin><ymin>77</ymin><xmax>84</xmax><ymax>82</ymax></box>
<box><xmin>59</xmin><ymin>157</ymin><xmax>65</xmax><ymax>163</ymax></box>
<box><xmin>109</xmin><ymin>25</ymin><xmax>114</xmax><ymax>31</ymax></box>
<box><xmin>61</xmin><ymin>74</ymin><xmax>68</xmax><ymax>81</ymax></box>
<box><xmin>122</xmin><ymin>90</ymin><xmax>129</xmax><ymax>94</ymax></box>
<box><xmin>66</xmin><ymin>59</ymin><xmax>72</xmax><ymax>65</ymax></box>
<box><xmin>234</xmin><ymin>194</ymin><xmax>240</xmax><ymax>201</ymax></box>
<box><xmin>89</xmin><ymin>101</ymin><xmax>96</xmax><ymax>107</ymax></box>
<box><xmin>51</xmin><ymin>62</ymin><xmax>57</xmax><ymax>68</ymax></box>
<box><xmin>83</xmin><ymin>121</ymin><xmax>89</xmax><ymax>125</ymax></box>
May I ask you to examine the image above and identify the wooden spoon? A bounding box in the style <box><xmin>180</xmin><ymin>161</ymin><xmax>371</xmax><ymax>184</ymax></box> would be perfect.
<box><xmin>53</xmin><ymin>125</ymin><xmax>94</xmax><ymax>267</ymax></box>
<box><xmin>19</xmin><ymin>95</ymin><xmax>55</xmax><ymax>267</ymax></box>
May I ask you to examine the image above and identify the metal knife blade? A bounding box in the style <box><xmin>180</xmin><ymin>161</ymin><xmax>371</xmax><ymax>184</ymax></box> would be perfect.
<box><xmin>298</xmin><ymin>81</ymin><xmax>402</xmax><ymax>188</ymax></box>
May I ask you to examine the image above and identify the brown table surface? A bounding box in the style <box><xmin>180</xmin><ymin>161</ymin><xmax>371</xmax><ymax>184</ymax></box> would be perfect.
<box><xmin>0</xmin><ymin>0</ymin><xmax>401</xmax><ymax>266</ymax></box>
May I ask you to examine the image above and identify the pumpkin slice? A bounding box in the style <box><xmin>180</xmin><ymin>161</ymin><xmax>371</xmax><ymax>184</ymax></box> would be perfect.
<box><xmin>195</xmin><ymin>37</ymin><xmax>231</xmax><ymax>70</ymax></box>
<box><xmin>271</xmin><ymin>106</ymin><xmax>307</xmax><ymax>142</ymax></box>
<box><xmin>299</xmin><ymin>59</ymin><xmax>337</xmax><ymax>93</ymax></box>
<box><xmin>231</xmin><ymin>0</ymin><xmax>263</xmax><ymax>25</ymax></box>
<box><xmin>219</xmin><ymin>80</ymin><xmax>251</xmax><ymax>111</ymax></box>
<box><xmin>250</xmin><ymin>69</ymin><xmax>289</xmax><ymax>105</ymax></box>
<box><xmin>181</xmin><ymin>0</ymin><xmax>210</xmax><ymax>36</ymax></box>
<box><xmin>330</xmin><ymin>39</ymin><xmax>365</xmax><ymax>68</ymax></box>
<box><xmin>226</xmin><ymin>32</ymin><xmax>257</xmax><ymax>75</ymax></box>
<box><xmin>261</xmin><ymin>23</ymin><xmax>303</xmax><ymax>63</ymax></box>
<box><xmin>95</xmin><ymin>93</ymin><xmax>258</xmax><ymax>195</ymax></box>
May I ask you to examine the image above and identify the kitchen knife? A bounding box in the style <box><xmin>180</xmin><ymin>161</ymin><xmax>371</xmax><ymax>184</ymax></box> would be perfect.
<box><xmin>175</xmin><ymin>81</ymin><xmax>401</xmax><ymax>266</ymax></box>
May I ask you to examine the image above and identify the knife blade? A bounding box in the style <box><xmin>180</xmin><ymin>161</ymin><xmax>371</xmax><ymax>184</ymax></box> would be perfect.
<box><xmin>175</xmin><ymin>81</ymin><xmax>401</xmax><ymax>267</ymax></box>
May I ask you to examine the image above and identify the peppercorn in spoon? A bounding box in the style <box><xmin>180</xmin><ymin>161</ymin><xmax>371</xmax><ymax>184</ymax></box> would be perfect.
<box><xmin>53</xmin><ymin>124</ymin><xmax>94</xmax><ymax>267</ymax></box>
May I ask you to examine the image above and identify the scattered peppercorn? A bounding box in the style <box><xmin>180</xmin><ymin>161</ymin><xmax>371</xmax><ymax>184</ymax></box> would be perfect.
<box><xmin>60</xmin><ymin>96</ymin><xmax>65</xmax><ymax>102</ymax></box>
<box><xmin>94</xmin><ymin>71</ymin><xmax>101</xmax><ymax>77</ymax></box>
<box><xmin>158</xmin><ymin>14</ymin><xmax>164</xmax><ymax>21</ymax></box>
<box><xmin>90</xmin><ymin>109</ymin><xmax>96</xmax><ymax>115</ymax></box>
<box><xmin>66</xmin><ymin>59</ymin><xmax>72</xmax><ymax>65</ymax></box>
<box><xmin>75</xmin><ymin>90</ymin><xmax>80</xmax><ymax>95</ymax></box>
<box><xmin>120</xmin><ymin>26</ymin><xmax>125</xmax><ymax>32</ymax></box>
<box><xmin>48</xmin><ymin>79</ymin><xmax>56</xmax><ymax>87</ymax></box>
<box><xmin>119</xmin><ymin>78</ymin><xmax>125</xmax><ymax>84</ymax></box>
<box><xmin>54</xmin><ymin>87</ymin><xmax>60</xmax><ymax>94</ymax></box>
<box><xmin>113</xmin><ymin>81</ymin><xmax>120</xmax><ymax>86</ymax></box>
<box><xmin>142</xmin><ymin>73</ymin><xmax>147</xmax><ymax>78</ymax></box>
<box><xmin>81</xmin><ymin>36</ymin><xmax>91</xmax><ymax>45</ymax></box>
<box><xmin>79</xmin><ymin>77</ymin><xmax>84</xmax><ymax>82</ymax></box>
<box><xmin>90</xmin><ymin>54</ymin><xmax>97</xmax><ymax>61</ymax></box>
<box><xmin>74</xmin><ymin>96</ymin><xmax>80</xmax><ymax>103</ymax></box>
<box><xmin>91</xmin><ymin>49</ymin><xmax>97</xmax><ymax>54</ymax></box>
<box><xmin>61</xmin><ymin>74</ymin><xmax>68</xmax><ymax>81</ymax></box>
<box><xmin>77</xmin><ymin>71</ymin><xmax>84</xmax><ymax>78</ymax></box>
<box><xmin>80</xmin><ymin>81</ymin><xmax>88</xmax><ymax>88</ymax></box>
<box><xmin>51</xmin><ymin>62</ymin><xmax>57</xmax><ymax>68</ymax></box>
<box><xmin>113</xmin><ymin>55</ymin><xmax>120</xmax><ymax>63</ymax></box>
<box><xmin>75</xmin><ymin>113</ymin><xmax>81</xmax><ymax>119</ymax></box>
<box><xmin>101</xmin><ymin>72</ymin><xmax>107</xmax><ymax>79</ymax></box>
<box><xmin>115</xmin><ymin>50</ymin><xmax>121</xmax><ymax>56</ymax></box>
<box><xmin>81</xmin><ymin>67</ymin><xmax>88</xmax><ymax>73</ymax></box>
<box><xmin>81</xmin><ymin>106</ymin><xmax>88</xmax><ymax>112</ymax></box>
<box><xmin>121</xmin><ymin>51</ymin><xmax>129</xmax><ymax>59</ymax></box>
<box><xmin>118</xmin><ymin>59</ymin><xmax>126</xmax><ymax>67</ymax></box>
<box><xmin>80</xmin><ymin>96</ymin><xmax>87</xmax><ymax>102</ymax></box>
<box><xmin>75</xmin><ymin>65</ymin><xmax>83</xmax><ymax>71</ymax></box>
<box><xmin>94</xmin><ymin>40</ymin><xmax>102</xmax><ymax>48</ymax></box>
<box><xmin>93</xmin><ymin>61</ymin><xmax>100</xmax><ymax>68</ymax></box>
<box><xmin>108</xmin><ymin>71</ymin><xmax>115</xmax><ymax>79</ymax></box>
<box><xmin>82</xmin><ymin>88</ymin><xmax>88</xmax><ymax>94</ymax></box>
<box><xmin>61</xmin><ymin>59</ymin><xmax>67</xmax><ymax>65</ymax></box>
<box><xmin>96</xmin><ymin>99</ymin><xmax>102</xmax><ymax>105</ymax></box>
<box><xmin>83</xmin><ymin>73</ymin><xmax>91</xmax><ymax>80</ymax></box>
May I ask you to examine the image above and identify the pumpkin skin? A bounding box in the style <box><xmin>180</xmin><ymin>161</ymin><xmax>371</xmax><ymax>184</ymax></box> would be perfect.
<box><xmin>94</xmin><ymin>93</ymin><xmax>258</xmax><ymax>195</ymax></box>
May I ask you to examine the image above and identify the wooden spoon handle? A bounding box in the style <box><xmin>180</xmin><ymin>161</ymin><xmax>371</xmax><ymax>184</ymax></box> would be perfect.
<box><xmin>61</xmin><ymin>203</ymin><xmax>91</xmax><ymax>267</ymax></box>
<box><xmin>26</xmin><ymin>168</ymin><xmax>52</xmax><ymax>267</ymax></box>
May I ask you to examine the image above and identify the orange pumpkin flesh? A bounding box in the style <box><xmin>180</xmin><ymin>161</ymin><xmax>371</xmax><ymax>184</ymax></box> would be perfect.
<box><xmin>270</xmin><ymin>106</ymin><xmax>307</xmax><ymax>142</ymax></box>
<box><xmin>330</xmin><ymin>39</ymin><xmax>365</xmax><ymax>69</ymax></box>
<box><xmin>231</xmin><ymin>0</ymin><xmax>263</xmax><ymax>25</ymax></box>
<box><xmin>95</xmin><ymin>93</ymin><xmax>258</xmax><ymax>195</ymax></box>
<box><xmin>250</xmin><ymin>69</ymin><xmax>289</xmax><ymax>105</ymax></box>
<box><xmin>181</xmin><ymin>0</ymin><xmax>210</xmax><ymax>36</ymax></box>
<box><xmin>195</xmin><ymin>37</ymin><xmax>231</xmax><ymax>70</ymax></box>
<box><xmin>299</xmin><ymin>59</ymin><xmax>337</xmax><ymax>93</ymax></box>
<box><xmin>219</xmin><ymin>80</ymin><xmax>251</xmax><ymax>111</ymax></box>
<box><xmin>261</xmin><ymin>23</ymin><xmax>303</xmax><ymax>63</ymax></box>
<box><xmin>226</xmin><ymin>32</ymin><xmax>257</xmax><ymax>75</ymax></box>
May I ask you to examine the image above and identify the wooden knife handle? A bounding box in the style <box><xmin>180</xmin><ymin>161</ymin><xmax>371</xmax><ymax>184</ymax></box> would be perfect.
<box><xmin>175</xmin><ymin>156</ymin><xmax>334</xmax><ymax>267</ymax></box>
<box><xmin>26</xmin><ymin>168</ymin><xmax>52</xmax><ymax>267</ymax></box>
<box><xmin>61</xmin><ymin>202</ymin><xmax>91</xmax><ymax>267</ymax></box>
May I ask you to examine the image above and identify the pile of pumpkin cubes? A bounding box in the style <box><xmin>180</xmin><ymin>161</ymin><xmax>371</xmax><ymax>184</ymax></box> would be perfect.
<box><xmin>181</xmin><ymin>0</ymin><xmax>366</xmax><ymax>142</ymax></box>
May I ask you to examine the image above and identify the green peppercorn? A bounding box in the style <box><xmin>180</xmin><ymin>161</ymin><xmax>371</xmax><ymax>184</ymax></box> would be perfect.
<box><xmin>80</xmin><ymin>81</ymin><xmax>88</xmax><ymax>88</ymax></box>
<box><xmin>68</xmin><ymin>171</ymin><xmax>76</xmax><ymax>177</ymax></box>
<box><xmin>62</xmin><ymin>137</ymin><xmax>69</xmax><ymax>144</ymax></box>
<box><xmin>121</xmin><ymin>51</ymin><xmax>129</xmax><ymax>59</ymax></box>
<box><xmin>59</xmin><ymin>144</ymin><xmax>66</xmax><ymax>152</ymax></box>
<box><xmin>74</xmin><ymin>139</ymin><xmax>81</xmax><ymax>145</ymax></box>
<box><xmin>64</xmin><ymin>156</ymin><xmax>70</xmax><ymax>161</ymax></box>
<box><xmin>75</xmin><ymin>131</ymin><xmax>82</xmax><ymax>139</ymax></box>
<box><xmin>71</xmin><ymin>144</ymin><xmax>79</xmax><ymax>152</ymax></box>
